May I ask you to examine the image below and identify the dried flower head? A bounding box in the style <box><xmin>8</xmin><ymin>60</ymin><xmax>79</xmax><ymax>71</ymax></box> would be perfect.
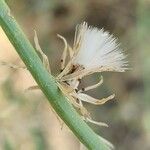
<box><xmin>2</xmin><ymin>22</ymin><xmax>127</xmax><ymax>127</ymax></box>
<box><xmin>54</xmin><ymin>22</ymin><xmax>128</xmax><ymax>126</ymax></box>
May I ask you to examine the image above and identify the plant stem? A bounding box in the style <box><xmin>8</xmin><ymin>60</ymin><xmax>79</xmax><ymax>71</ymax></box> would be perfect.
<box><xmin>0</xmin><ymin>0</ymin><xmax>111</xmax><ymax>149</ymax></box>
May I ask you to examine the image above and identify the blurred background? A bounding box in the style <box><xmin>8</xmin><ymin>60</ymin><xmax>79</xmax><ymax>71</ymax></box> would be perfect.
<box><xmin>0</xmin><ymin>0</ymin><xmax>150</xmax><ymax>149</ymax></box>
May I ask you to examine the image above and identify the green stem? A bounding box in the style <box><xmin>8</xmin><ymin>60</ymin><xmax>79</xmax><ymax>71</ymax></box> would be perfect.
<box><xmin>0</xmin><ymin>0</ymin><xmax>111</xmax><ymax>149</ymax></box>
